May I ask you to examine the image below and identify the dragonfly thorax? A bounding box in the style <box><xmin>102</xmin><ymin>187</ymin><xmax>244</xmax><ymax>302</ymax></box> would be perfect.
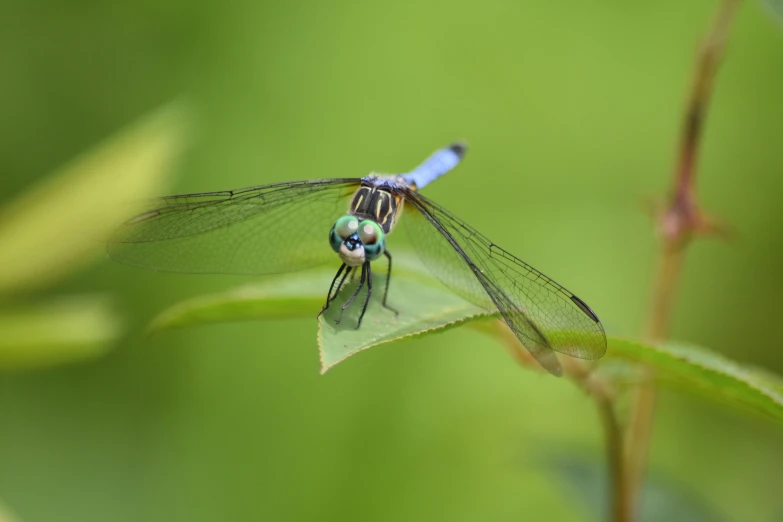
<box><xmin>329</xmin><ymin>215</ymin><xmax>385</xmax><ymax>267</ymax></box>
<box><xmin>349</xmin><ymin>180</ymin><xmax>405</xmax><ymax>234</ymax></box>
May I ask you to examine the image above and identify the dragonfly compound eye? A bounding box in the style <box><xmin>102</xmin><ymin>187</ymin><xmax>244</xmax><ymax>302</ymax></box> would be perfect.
<box><xmin>358</xmin><ymin>220</ymin><xmax>385</xmax><ymax>261</ymax></box>
<box><xmin>330</xmin><ymin>215</ymin><xmax>359</xmax><ymax>252</ymax></box>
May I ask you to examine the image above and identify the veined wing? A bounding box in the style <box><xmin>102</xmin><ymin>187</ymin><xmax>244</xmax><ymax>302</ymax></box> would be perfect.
<box><xmin>108</xmin><ymin>179</ymin><xmax>360</xmax><ymax>275</ymax></box>
<box><xmin>401</xmin><ymin>189</ymin><xmax>606</xmax><ymax>376</ymax></box>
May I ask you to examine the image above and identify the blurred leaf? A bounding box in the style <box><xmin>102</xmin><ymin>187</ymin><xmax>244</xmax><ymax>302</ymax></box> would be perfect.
<box><xmin>544</xmin><ymin>453</ymin><xmax>726</xmax><ymax>522</ymax></box>
<box><xmin>0</xmin><ymin>102</ymin><xmax>189</xmax><ymax>295</ymax></box>
<box><xmin>0</xmin><ymin>500</ymin><xmax>20</xmax><ymax>522</ymax></box>
<box><xmin>762</xmin><ymin>0</ymin><xmax>783</xmax><ymax>25</ymax></box>
<box><xmin>0</xmin><ymin>503</ymin><xmax>20</xmax><ymax>522</ymax></box>
<box><xmin>608</xmin><ymin>339</ymin><xmax>783</xmax><ymax>422</ymax></box>
<box><xmin>0</xmin><ymin>296</ymin><xmax>121</xmax><ymax>370</ymax></box>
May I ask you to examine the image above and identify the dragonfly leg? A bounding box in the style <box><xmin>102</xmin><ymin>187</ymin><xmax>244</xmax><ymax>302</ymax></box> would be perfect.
<box><xmin>333</xmin><ymin>266</ymin><xmax>352</xmax><ymax>299</ymax></box>
<box><xmin>382</xmin><ymin>250</ymin><xmax>399</xmax><ymax>315</ymax></box>
<box><xmin>335</xmin><ymin>263</ymin><xmax>367</xmax><ymax>325</ymax></box>
<box><xmin>356</xmin><ymin>262</ymin><xmax>373</xmax><ymax>328</ymax></box>
<box><xmin>318</xmin><ymin>264</ymin><xmax>349</xmax><ymax>317</ymax></box>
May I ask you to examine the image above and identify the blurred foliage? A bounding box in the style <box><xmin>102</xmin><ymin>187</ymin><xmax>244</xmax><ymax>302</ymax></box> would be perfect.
<box><xmin>0</xmin><ymin>502</ymin><xmax>19</xmax><ymax>522</ymax></box>
<box><xmin>763</xmin><ymin>0</ymin><xmax>783</xmax><ymax>24</ymax></box>
<box><xmin>0</xmin><ymin>104</ymin><xmax>186</xmax><ymax>372</ymax></box>
<box><xmin>546</xmin><ymin>453</ymin><xmax>726</xmax><ymax>522</ymax></box>
<box><xmin>0</xmin><ymin>103</ymin><xmax>187</xmax><ymax>295</ymax></box>
<box><xmin>0</xmin><ymin>297</ymin><xmax>120</xmax><ymax>371</ymax></box>
<box><xmin>2</xmin><ymin>1</ymin><xmax>783</xmax><ymax>522</ymax></box>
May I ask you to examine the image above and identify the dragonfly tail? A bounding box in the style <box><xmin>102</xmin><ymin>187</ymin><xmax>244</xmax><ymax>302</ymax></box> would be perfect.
<box><xmin>400</xmin><ymin>143</ymin><xmax>467</xmax><ymax>190</ymax></box>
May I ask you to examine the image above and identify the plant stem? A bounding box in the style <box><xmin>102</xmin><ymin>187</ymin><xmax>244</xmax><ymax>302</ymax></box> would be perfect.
<box><xmin>564</xmin><ymin>360</ymin><xmax>630</xmax><ymax>522</ymax></box>
<box><xmin>627</xmin><ymin>0</ymin><xmax>742</xmax><ymax>514</ymax></box>
<box><xmin>598</xmin><ymin>396</ymin><xmax>629</xmax><ymax>522</ymax></box>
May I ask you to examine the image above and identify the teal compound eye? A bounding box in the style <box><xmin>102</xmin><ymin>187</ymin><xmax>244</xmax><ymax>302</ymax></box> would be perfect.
<box><xmin>357</xmin><ymin>220</ymin><xmax>385</xmax><ymax>261</ymax></box>
<box><xmin>329</xmin><ymin>215</ymin><xmax>359</xmax><ymax>252</ymax></box>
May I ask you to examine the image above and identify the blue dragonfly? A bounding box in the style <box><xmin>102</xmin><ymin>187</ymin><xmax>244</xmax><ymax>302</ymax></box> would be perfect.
<box><xmin>108</xmin><ymin>144</ymin><xmax>606</xmax><ymax>374</ymax></box>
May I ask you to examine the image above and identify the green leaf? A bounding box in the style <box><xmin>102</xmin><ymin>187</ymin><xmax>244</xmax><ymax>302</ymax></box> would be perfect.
<box><xmin>0</xmin><ymin>101</ymin><xmax>190</xmax><ymax>295</ymax></box>
<box><xmin>543</xmin><ymin>453</ymin><xmax>727</xmax><ymax>522</ymax></box>
<box><xmin>315</xmin><ymin>271</ymin><xmax>488</xmax><ymax>373</ymax></box>
<box><xmin>0</xmin><ymin>296</ymin><xmax>122</xmax><ymax>371</ymax></box>
<box><xmin>607</xmin><ymin>339</ymin><xmax>783</xmax><ymax>422</ymax></box>
<box><xmin>148</xmin><ymin>254</ymin><xmax>489</xmax><ymax>373</ymax></box>
<box><xmin>147</xmin><ymin>269</ymin><xmax>332</xmax><ymax>332</ymax></box>
<box><xmin>147</xmin><ymin>253</ymin><xmax>783</xmax><ymax>420</ymax></box>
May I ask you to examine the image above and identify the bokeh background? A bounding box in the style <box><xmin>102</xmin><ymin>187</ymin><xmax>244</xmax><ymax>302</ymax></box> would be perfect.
<box><xmin>2</xmin><ymin>1</ymin><xmax>783</xmax><ymax>521</ymax></box>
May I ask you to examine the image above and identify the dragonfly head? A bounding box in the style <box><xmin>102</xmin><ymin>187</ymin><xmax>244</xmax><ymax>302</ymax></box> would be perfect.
<box><xmin>329</xmin><ymin>215</ymin><xmax>385</xmax><ymax>267</ymax></box>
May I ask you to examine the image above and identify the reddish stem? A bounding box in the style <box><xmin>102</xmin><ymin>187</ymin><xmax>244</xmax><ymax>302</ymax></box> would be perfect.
<box><xmin>629</xmin><ymin>0</ymin><xmax>742</xmax><ymax>516</ymax></box>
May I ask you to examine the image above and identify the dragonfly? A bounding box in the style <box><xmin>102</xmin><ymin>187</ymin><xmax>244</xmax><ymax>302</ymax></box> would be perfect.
<box><xmin>108</xmin><ymin>144</ymin><xmax>606</xmax><ymax>375</ymax></box>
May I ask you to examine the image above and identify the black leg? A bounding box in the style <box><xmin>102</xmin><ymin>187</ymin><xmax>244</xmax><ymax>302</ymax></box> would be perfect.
<box><xmin>318</xmin><ymin>264</ymin><xmax>348</xmax><ymax>317</ymax></box>
<box><xmin>335</xmin><ymin>263</ymin><xmax>366</xmax><ymax>325</ymax></box>
<box><xmin>382</xmin><ymin>250</ymin><xmax>399</xmax><ymax>315</ymax></box>
<box><xmin>333</xmin><ymin>266</ymin><xmax>352</xmax><ymax>299</ymax></box>
<box><xmin>356</xmin><ymin>261</ymin><xmax>373</xmax><ymax>328</ymax></box>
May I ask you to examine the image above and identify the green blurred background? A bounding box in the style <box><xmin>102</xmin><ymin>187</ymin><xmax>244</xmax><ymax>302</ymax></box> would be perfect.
<box><xmin>2</xmin><ymin>1</ymin><xmax>783</xmax><ymax>521</ymax></box>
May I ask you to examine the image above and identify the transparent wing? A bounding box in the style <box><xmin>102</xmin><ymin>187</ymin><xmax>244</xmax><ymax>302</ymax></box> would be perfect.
<box><xmin>400</xmin><ymin>189</ymin><xmax>607</xmax><ymax>375</ymax></box>
<box><xmin>107</xmin><ymin>179</ymin><xmax>360</xmax><ymax>275</ymax></box>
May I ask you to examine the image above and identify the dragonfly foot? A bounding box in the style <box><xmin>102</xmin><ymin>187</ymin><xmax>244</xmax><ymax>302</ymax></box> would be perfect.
<box><xmin>382</xmin><ymin>303</ymin><xmax>399</xmax><ymax>316</ymax></box>
<box><xmin>318</xmin><ymin>298</ymin><xmax>335</xmax><ymax>318</ymax></box>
